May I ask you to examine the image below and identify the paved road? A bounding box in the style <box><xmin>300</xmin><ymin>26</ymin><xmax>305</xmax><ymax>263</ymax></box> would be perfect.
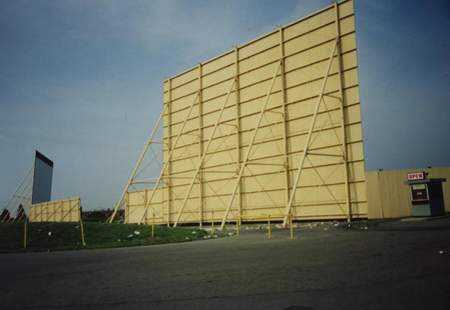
<box><xmin>1</xmin><ymin>218</ymin><xmax>450</xmax><ymax>309</ymax></box>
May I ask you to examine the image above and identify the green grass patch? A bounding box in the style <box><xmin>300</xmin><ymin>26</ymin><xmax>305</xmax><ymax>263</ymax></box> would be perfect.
<box><xmin>0</xmin><ymin>222</ymin><xmax>208</xmax><ymax>253</ymax></box>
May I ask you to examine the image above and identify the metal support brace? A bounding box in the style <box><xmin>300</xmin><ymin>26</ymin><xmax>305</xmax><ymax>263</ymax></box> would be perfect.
<box><xmin>198</xmin><ymin>64</ymin><xmax>204</xmax><ymax>227</ymax></box>
<box><xmin>138</xmin><ymin>91</ymin><xmax>200</xmax><ymax>224</ymax></box>
<box><xmin>282</xmin><ymin>38</ymin><xmax>339</xmax><ymax>226</ymax></box>
<box><xmin>265</xmin><ymin>109</ymin><xmax>284</xmax><ymax>116</ymax></box>
<box><xmin>334</xmin><ymin>2</ymin><xmax>352</xmax><ymax>222</ymax></box>
<box><xmin>166</xmin><ymin>78</ymin><xmax>173</xmax><ymax>226</ymax></box>
<box><xmin>279</xmin><ymin>27</ymin><xmax>291</xmax><ymax>222</ymax></box>
<box><xmin>247</xmin><ymin>162</ymin><xmax>285</xmax><ymax>167</ymax></box>
<box><xmin>108</xmin><ymin>105</ymin><xmax>168</xmax><ymax>223</ymax></box>
<box><xmin>234</xmin><ymin>47</ymin><xmax>243</xmax><ymax>223</ymax></box>
<box><xmin>324</xmin><ymin>94</ymin><xmax>342</xmax><ymax>101</ymax></box>
<box><xmin>173</xmin><ymin>78</ymin><xmax>237</xmax><ymax>227</ymax></box>
<box><xmin>307</xmin><ymin>152</ymin><xmax>344</xmax><ymax>158</ymax></box>
<box><xmin>220</xmin><ymin>61</ymin><xmax>282</xmax><ymax>230</ymax></box>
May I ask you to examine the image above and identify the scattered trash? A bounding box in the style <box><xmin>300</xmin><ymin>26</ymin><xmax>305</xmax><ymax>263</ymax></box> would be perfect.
<box><xmin>191</xmin><ymin>231</ymin><xmax>197</xmax><ymax>235</ymax></box>
<box><xmin>74</xmin><ymin>225</ymin><xmax>79</xmax><ymax>229</ymax></box>
<box><xmin>323</xmin><ymin>227</ymin><xmax>329</xmax><ymax>231</ymax></box>
<box><xmin>438</xmin><ymin>250</ymin><xmax>447</xmax><ymax>255</ymax></box>
<box><xmin>203</xmin><ymin>235</ymin><xmax>211</xmax><ymax>239</ymax></box>
<box><xmin>227</xmin><ymin>232</ymin><xmax>234</xmax><ymax>236</ymax></box>
<box><xmin>133</xmin><ymin>230</ymin><xmax>140</xmax><ymax>235</ymax></box>
<box><xmin>185</xmin><ymin>237</ymin><xmax>190</xmax><ymax>240</ymax></box>
<box><xmin>127</xmin><ymin>234</ymin><xmax>134</xmax><ymax>238</ymax></box>
<box><xmin>48</xmin><ymin>232</ymin><xmax>52</xmax><ymax>236</ymax></box>
<box><xmin>213</xmin><ymin>234</ymin><xmax>218</xmax><ymax>238</ymax></box>
<box><xmin>117</xmin><ymin>239</ymin><xmax>121</xmax><ymax>242</ymax></box>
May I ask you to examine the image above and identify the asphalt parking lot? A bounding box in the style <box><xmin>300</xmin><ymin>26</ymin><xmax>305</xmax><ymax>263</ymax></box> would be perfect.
<box><xmin>1</xmin><ymin>217</ymin><xmax>450</xmax><ymax>310</ymax></box>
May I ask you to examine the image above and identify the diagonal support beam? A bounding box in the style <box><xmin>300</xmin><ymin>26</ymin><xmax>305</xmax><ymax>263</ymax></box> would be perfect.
<box><xmin>282</xmin><ymin>38</ymin><xmax>339</xmax><ymax>226</ymax></box>
<box><xmin>173</xmin><ymin>78</ymin><xmax>237</xmax><ymax>227</ymax></box>
<box><xmin>108</xmin><ymin>105</ymin><xmax>168</xmax><ymax>223</ymax></box>
<box><xmin>138</xmin><ymin>92</ymin><xmax>200</xmax><ymax>224</ymax></box>
<box><xmin>219</xmin><ymin>61</ymin><xmax>282</xmax><ymax>230</ymax></box>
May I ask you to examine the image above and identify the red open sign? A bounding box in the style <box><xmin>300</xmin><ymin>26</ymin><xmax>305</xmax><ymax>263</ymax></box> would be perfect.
<box><xmin>407</xmin><ymin>172</ymin><xmax>425</xmax><ymax>181</ymax></box>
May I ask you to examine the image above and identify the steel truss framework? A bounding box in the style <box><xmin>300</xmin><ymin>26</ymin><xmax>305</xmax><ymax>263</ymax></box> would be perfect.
<box><xmin>1</xmin><ymin>166</ymin><xmax>33</xmax><ymax>223</ymax></box>
<box><xmin>111</xmin><ymin>1</ymin><xmax>364</xmax><ymax>228</ymax></box>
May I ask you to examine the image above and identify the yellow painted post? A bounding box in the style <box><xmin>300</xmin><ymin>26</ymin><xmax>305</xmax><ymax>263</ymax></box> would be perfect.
<box><xmin>152</xmin><ymin>212</ymin><xmax>155</xmax><ymax>239</ymax></box>
<box><xmin>267</xmin><ymin>215</ymin><xmax>272</xmax><ymax>240</ymax></box>
<box><xmin>144</xmin><ymin>189</ymin><xmax>148</xmax><ymax>225</ymax></box>
<box><xmin>80</xmin><ymin>219</ymin><xmax>86</xmax><ymax>246</ymax></box>
<box><xmin>79</xmin><ymin>201</ymin><xmax>86</xmax><ymax>246</ymax></box>
<box><xmin>211</xmin><ymin>211</ymin><xmax>215</xmax><ymax>235</ymax></box>
<box><xmin>289</xmin><ymin>213</ymin><xmax>295</xmax><ymax>240</ymax></box>
<box><xmin>23</xmin><ymin>218</ymin><xmax>27</xmax><ymax>249</ymax></box>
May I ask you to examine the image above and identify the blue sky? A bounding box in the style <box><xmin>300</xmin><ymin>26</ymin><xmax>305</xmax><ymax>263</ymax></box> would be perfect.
<box><xmin>1</xmin><ymin>0</ymin><xmax>449</xmax><ymax>210</ymax></box>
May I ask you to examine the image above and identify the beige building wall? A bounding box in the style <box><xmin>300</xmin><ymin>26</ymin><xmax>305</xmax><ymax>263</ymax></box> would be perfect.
<box><xmin>126</xmin><ymin>0</ymin><xmax>367</xmax><ymax>225</ymax></box>
<box><xmin>29</xmin><ymin>197</ymin><xmax>81</xmax><ymax>222</ymax></box>
<box><xmin>366</xmin><ymin>167</ymin><xmax>450</xmax><ymax>219</ymax></box>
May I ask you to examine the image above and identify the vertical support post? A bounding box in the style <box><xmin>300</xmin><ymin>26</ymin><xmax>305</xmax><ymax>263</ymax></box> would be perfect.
<box><xmin>234</xmin><ymin>47</ymin><xmax>242</xmax><ymax>224</ymax></box>
<box><xmin>144</xmin><ymin>189</ymin><xmax>148</xmax><ymax>225</ymax></box>
<box><xmin>279</xmin><ymin>27</ymin><xmax>291</xmax><ymax>211</ymax></box>
<box><xmin>166</xmin><ymin>78</ymin><xmax>173</xmax><ymax>227</ymax></box>
<box><xmin>236</xmin><ymin>215</ymin><xmax>240</xmax><ymax>236</ymax></box>
<box><xmin>267</xmin><ymin>215</ymin><xmax>272</xmax><ymax>239</ymax></box>
<box><xmin>152</xmin><ymin>212</ymin><xmax>155</xmax><ymax>239</ymax></box>
<box><xmin>79</xmin><ymin>200</ymin><xmax>86</xmax><ymax>246</ymax></box>
<box><xmin>334</xmin><ymin>2</ymin><xmax>352</xmax><ymax>223</ymax></box>
<box><xmin>289</xmin><ymin>213</ymin><xmax>295</xmax><ymax>240</ymax></box>
<box><xmin>23</xmin><ymin>218</ymin><xmax>27</xmax><ymax>249</ymax></box>
<box><xmin>211</xmin><ymin>211</ymin><xmax>215</xmax><ymax>235</ymax></box>
<box><xmin>80</xmin><ymin>219</ymin><xmax>86</xmax><ymax>246</ymax></box>
<box><xmin>282</xmin><ymin>39</ymin><xmax>338</xmax><ymax>226</ymax></box>
<box><xmin>124</xmin><ymin>191</ymin><xmax>129</xmax><ymax>224</ymax></box>
<box><xmin>198</xmin><ymin>64</ymin><xmax>204</xmax><ymax>228</ymax></box>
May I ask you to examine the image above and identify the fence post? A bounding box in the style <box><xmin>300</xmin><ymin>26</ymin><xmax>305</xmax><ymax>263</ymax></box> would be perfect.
<box><xmin>236</xmin><ymin>216</ymin><xmax>240</xmax><ymax>236</ymax></box>
<box><xmin>80</xmin><ymin>219</ymin><xmax>86</xmax><ymax>246</ymax></box>
<box><xmin>23</xmin><ymin>219</ymin><xmax>28</xmax><ymax>249</ymax></box>
<box><xmin>152</xmin><ymin>212</ymin><xmax>155</xmax><ymax>239</ymax></box>
<box><xmin>79</xmin><ymin>204</ymin><xmax>86</xmax><ymax>246</ymax></box>
<box><xmin>289</xmin><ymin>213</ymin><xmax>295</xmax><ymax>240</ymax></box>
<box><xmin>267</xmin><ymin>215</ymin><xmax>272</xmax><ymax>240</ymax></box>
<box><xmin>210</xmin><ymin>210</ymin><xmax>215</xmax><ymax>235</ymax></box>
